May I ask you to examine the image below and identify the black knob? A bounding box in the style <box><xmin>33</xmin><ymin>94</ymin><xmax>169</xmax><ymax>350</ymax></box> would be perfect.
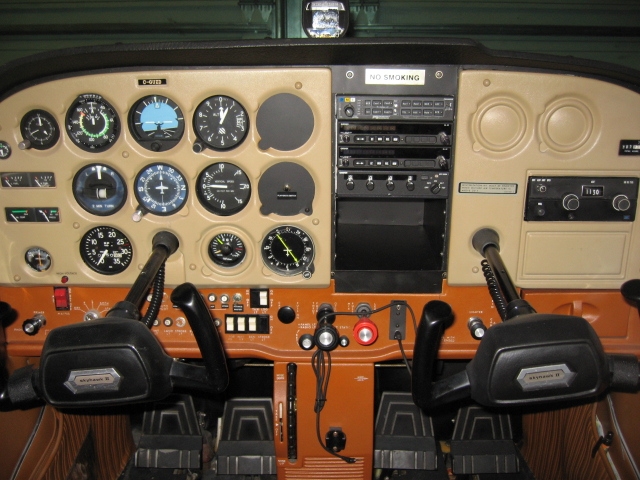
<box><xmin>438</xmin><ymin>132</ymin><xmax>450</xmax><ymax>145</ymax></box>
<box><xmin>366</xmin><ymin>180</ymin><xmax>374</xmax><ymax>191</ymax></box>
<box><xmin>430</xmin><ymin>183</ymin><xmax>441</xmax><ymax>194</ymax></box>
<box><xmin>278</xmin><ymin>306</ymin><xmax>296</xmax><ymax>324</ymax></box>
<box><xmin>316</xmin><ymin>303</ymin><xmax>335</xmax><ymax>323</ymax></box>
<box><xmin>386</xmin><ymin>180</ymin><xmax>395</xmax><ymax>191</ymax></box>
<box><xmin>344</xmin><ymin>106</ymin><xmax>354</xmax><ymax>117</ymax></box>
<box><xmin>150</xmin><ymin>142</ymin><xmax>162</xmax><ymax>152</ymax></box>
<box><xmin>613</xmin><ymin>194</ymin><xmax>631</xmax><ymax>212</ymax></box>
<box><xmin>406</xmin><ymin>180</ymin><xmax>415</xmax><ymax>191</ymax></box>
<box><xmin>436</xmin><ymin>155</ymin><xmax>448</xmax><ymax>169</ymax></box>
<box><xmin>562</xmin><ymin>194</ymin><xmax>580</xmax><ymax>211</ymax></box>
<box><xmin>22</xmin><ymin>315</ymin><xmax>45</xmax><ymax>336</ymax></box>
<box><xmin>346</xmin><ymin>180</ymin><xmax>355</xmax><ymax>190</ymax></box>
<box><xmin>192</xmin><ymin>142</ymin><xmax>205</xmax><ymax>153</ymax></box>
<box><xmin>621</xmin><ymin>279</ymin><xmax>640</xmax><ymax>310</ymax></box>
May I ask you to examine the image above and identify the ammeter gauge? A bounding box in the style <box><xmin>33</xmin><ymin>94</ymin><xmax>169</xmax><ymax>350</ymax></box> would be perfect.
<box><xmin>25</xmin><ymin>247</ymin><xmax>52</xmax><ymax>272</ymax></box>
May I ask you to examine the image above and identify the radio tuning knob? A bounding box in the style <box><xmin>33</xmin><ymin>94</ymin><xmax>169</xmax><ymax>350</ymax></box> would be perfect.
<box><xmin>613</xmin><ymin>194</ymin><xmax>631</xmax><ymax>212</ymax></box>
<box><xmin>562</xmin><ymin>194</ymin><xmax>580</xmax><ymax>211</ymax></box>
<box><xmin>438</xmin><ymin>132</ymin><xmax>450</xmax><ymax>145</ymax></box>
<box><xmin>346</xmin><ymin>175</ymin><xmax>355</xmax><ymax>190</ymax></box>
<box><xmin>386</xmin><ymin>176</ymin><xmax>395</xmax><ymax>191</ymax></box>
<box><xmin>366</xmin><ymin>176</ymin><xmax>375</xmax><ymax>191</ymax></box>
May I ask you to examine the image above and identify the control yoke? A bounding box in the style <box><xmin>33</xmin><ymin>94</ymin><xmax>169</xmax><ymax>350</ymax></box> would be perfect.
<box><xmin>412</xmin><ymin>228</ymin><xmax>640</xmax><ymax>410</ymax></box>
<box><xmin>0</xmin><ymin>231</ymin><xmax>229</xmax><ymax>411</ymax></box>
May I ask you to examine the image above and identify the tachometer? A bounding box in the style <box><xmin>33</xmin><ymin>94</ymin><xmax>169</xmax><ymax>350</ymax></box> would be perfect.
<box><xmin>261</xmin><ymin>225</ymin><xmax>314</xmax><ymax>277</ymax></box>
<box><xmin>194</xmin><ymin>95</ymin><xmax>248</xmax><ymax>151</ymax></box>
<box><xmin>134</xmin><ymin>163</ymin><xmax>188</xmax><ymax>215</ymax></box>
<box><xmin>129</xmin><ymin>95</ymin><xmax>184</xmax><ymax>152</ymax></box>
<box><xmin>66</xmin><ymin>94</ymin><xmax>120</xmax><ymax>152</ymax></box>
<box><xmin>196</xmin><ymin>162</ymin><xmax>251</xmax><ymax>216</ymax></box>
<box><xmin>208</xmin><ymin>233</ymin><xmax>246</xmax><ymax>267</ymax></box>
<box><xmin>73</xmin><ymin>164</ymin><xmax>127</xmax><ymax>216</ymax></box>
<box><xmin>80</xmin><ymin>226</ymin><xmax>133</xmax><ymax>275</ymax></box>
<box><xmin>20</xmin><ymin>109</ymin><xmax>60</xmax><ymax>150</ymax></box>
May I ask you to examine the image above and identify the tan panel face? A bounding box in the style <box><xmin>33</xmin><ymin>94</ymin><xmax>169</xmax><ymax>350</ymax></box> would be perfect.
<box><xmin>449</xmin><ymin>70</ymin><xmax>640</xmax><ymax>289</ymax></box>
<box><xmin>0</xmin><ymin>68</ymin><xmax>332</xmax><ymax>288</ymax></box>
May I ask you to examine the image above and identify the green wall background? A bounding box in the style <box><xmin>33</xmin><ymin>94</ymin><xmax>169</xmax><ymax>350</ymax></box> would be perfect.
<box><xmin>3</xmin><ymin>0</ymin><xmax>640</xmax><ymax>71</ymax></box>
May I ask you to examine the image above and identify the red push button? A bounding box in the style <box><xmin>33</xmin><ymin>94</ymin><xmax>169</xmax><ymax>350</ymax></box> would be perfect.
<box><xmin>353</xmin><ymin>318</ymin><xmax>378</xmax><ymax>346</ymax></box>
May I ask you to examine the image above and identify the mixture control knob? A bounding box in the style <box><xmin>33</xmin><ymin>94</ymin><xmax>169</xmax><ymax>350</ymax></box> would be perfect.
<box><xmin>562</xmin><ymin>194</ymin><xmax>580</xmax><ymax>211</ymax></box>
<box><xmin>353</xmin><ymin>318</ymin><xmax>378</xmax><ymax>346</ymax></box>
<box><xmin>22</xmin><ymin>314</ymin><xmax>46</xmax><ymax>336</ymax></box>
<box><xmin>366</xmin><ymin>176</ymin><xmax>375</xmax><ymax>191</ymax></box>
<box><xmin>613</xmin><ymin>194</ymin><xmax>631</xmax><ymax>212</ymax></box>
<box><xmin>344</xmin><ymin>105</ymin><xmax>355</xmax><ymax>117</ymax></box>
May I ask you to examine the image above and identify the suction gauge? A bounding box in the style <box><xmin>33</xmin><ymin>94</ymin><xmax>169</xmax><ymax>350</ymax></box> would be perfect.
<box><xmin>66</xmin><ymin>94</ymin><xmax>120</xmax><ymax>152</ymax></box>
<box><xmin>134</xmin><ymin>163</ymin><xmax>188</xmax><ymax>215</ymax></box>
<box><xmin>20</xmin><ymin>109</ymin><xmax>60</xmax><ymax>150</ymax></box>
<box><xmin>129</xmin><ymin>95</ymin><xmax>184</xmax><ymax>152</ymax></box>
<box><xmin>80</xmin><ymin>226</ymin><xmax>133</xmax><ymax>275</ymax></box>
<box><xmin>261</xmin><ymin>226</ymin><xmax>314</xmax><ymax>276</ymax></box>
